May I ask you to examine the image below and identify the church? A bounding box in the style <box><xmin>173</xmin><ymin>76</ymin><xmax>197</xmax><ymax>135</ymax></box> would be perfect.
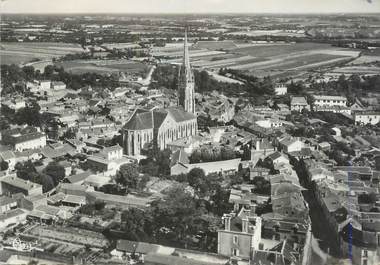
<box><xmin>122</xmin><ymin>29</ymin><xmax>197</xmax><ymax>156</ymax></box>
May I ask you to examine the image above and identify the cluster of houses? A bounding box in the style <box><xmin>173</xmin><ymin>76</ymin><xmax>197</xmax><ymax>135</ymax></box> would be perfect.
<box><xmin>290</xmin><ymin>95</ymin><xmax>380</xmax><ymax>125</ymax></box>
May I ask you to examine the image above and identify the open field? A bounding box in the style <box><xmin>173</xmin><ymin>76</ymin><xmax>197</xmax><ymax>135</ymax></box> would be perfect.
<box><xmin>0</xmin><ymin>42</ymin><xmax>84</xmax><ymax>65</ymax></box>
<box><xmin>55</xmin><ymin>59</ymin><xmax>149</xmax><ymax>75</ymax></box>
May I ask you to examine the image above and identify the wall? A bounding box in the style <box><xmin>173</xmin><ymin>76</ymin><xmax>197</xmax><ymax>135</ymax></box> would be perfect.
<box><xmin>217</xmin><ymin>230</ymin><xmax>252</xmax><ymax>259</ymax></box>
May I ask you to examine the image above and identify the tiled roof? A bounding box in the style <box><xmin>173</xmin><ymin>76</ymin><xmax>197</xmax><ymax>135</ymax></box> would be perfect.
<box><xmin>66</xmin><ymin>171</ymin><xmax>91</xmax><ymax>184</ymax></box>
<box><xmin>124</xmin><ymin>109</ymin><xmax>154</xmax><ymax>130</ymax></box>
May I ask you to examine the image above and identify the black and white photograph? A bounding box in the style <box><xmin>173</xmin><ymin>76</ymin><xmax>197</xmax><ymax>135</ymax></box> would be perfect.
<box><xmin>0</xmin><ymin>1</ymin><xmax>380</xmax><ymax>264</ymax></box>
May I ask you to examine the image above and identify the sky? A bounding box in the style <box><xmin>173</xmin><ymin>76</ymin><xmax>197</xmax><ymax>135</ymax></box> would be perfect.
<box><xmin>1</xmin><ymin>0</ymin><xmax>380</xmax><ymax>14</ymax></box>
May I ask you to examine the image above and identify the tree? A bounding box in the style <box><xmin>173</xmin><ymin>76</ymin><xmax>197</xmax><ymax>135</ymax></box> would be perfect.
<box><xmin>44</xmin><ymin>65</ymin><xmax>55</xmax><ymax>79</ymax></box>
<box><xmin>14</xmin><ymin>102</ymin><xmax>42</xmax><ymax>127</ymax></box>
<box><xmin>220</xmin><ymin>147</ymin><xmax>236</xmax><ymax>160</ymax></box>
<box><xmin>252</xmin><ymin>176</ymin><xmax>271</xmax><ymax>195</ymax></box>
<box><xmin>115</xmin><ymin>163</ymin><xmax>140</xmax><ymax>189</ymax></box>
<box><xmin>0</xmin><ymin>160</ymin><xmax>9</xmax><ymax>171</ymax></box>
<box><xmin>15</xmin><ymin>160</ymin><xmax>37</xmax><ymax>180</ymax></box>
<box><xmin>151</xmin><ymin>186</ymin><xmax>206</xmax><ymax>243</ymax></box>
<box><xmin>121</xmin><ymin>208</ymin><xmax>153</xmax><ymax>241</ymax></box>
<box><xmin>15</xmin><ymin>161</ymin><xmax>56</xmax><ymax>192</ymax></box>
<box><xmin>44</xmin><ymin>162</ymin><xmax>65</xmax><ymax>185</ymax></box>
<box><xmin>38</xmin><ymin>174</ymin><xmax>55</xmax><ymax>193</ymax></box>
<box><xmin>187</xmin><ymin>168</ymin><xmax>206</xmax><ymax>188</ymax></box>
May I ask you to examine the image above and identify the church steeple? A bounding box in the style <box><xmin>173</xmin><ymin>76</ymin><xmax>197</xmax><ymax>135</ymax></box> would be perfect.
<box><xmin>183</xmin><ymin>28</ymin><xmax>191</xmax><ymax>73</ymax></box>
<box><xmin>178</xmin><ymin>27</ymin><xmax>195</xmax><ymax>114</ymax></box>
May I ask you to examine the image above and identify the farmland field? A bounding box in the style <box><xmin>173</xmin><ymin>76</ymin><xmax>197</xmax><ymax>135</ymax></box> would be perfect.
<box><xmin>157</xmin><ymin>41</ymin><xmax>361</xmax><ymax>78</ymax></box>
<box><xmin>55</xmin><ymin>59</ymin><xmax>149</xmax><ymax>75</ymax></box>
<box><xmin>232</xmin><ymin>43</ymin><xmax>336</xmax><ymax>58</ymax></box>
<box><xmin>0</xmin><ymin>42</ymin><xmax>84</xmax><ymax>65</ymax></box>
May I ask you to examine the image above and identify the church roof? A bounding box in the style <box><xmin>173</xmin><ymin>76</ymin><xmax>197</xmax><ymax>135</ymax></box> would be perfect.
<box><xmin>165</xmin><ymin>107</ymin><xmax>196</xmax><ymax>122</ymax></box>
<box><xmin>124</xmin><ymin>110</ymin><xmax>154</xmax><ymax>130</ymax></box>
<box><xmin>124</xmin><ymin>107</ymin><xmax>196</xmax><ymax>131</ymax></box>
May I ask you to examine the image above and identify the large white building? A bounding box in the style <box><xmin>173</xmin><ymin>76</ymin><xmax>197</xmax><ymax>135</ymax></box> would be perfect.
<box><xmin>313</xmin><ymin>95</ymin><xmax>347</xmax><ymax>108</ymax></box>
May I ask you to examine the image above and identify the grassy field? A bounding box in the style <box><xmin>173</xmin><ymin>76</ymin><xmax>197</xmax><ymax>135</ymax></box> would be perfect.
<box><xmin>56</xmin><ymin>59</ymin><xmax>149</xmax><ymax>75</ymax></box>
<box><xmin>0</xmin><ymin>42</ymin><xmax>84</xmax><ymax>65</ymax></box>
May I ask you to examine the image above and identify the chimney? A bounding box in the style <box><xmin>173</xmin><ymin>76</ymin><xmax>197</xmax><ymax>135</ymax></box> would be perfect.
<box><xmin>222</xmin><ymin>214</ymin><xmax>232</xmax><ymax>231</ymax></box>
<box><xmin>242</xmin><ymin>218</ymin><xmax>249</xmax><ymax>233</ymax></box>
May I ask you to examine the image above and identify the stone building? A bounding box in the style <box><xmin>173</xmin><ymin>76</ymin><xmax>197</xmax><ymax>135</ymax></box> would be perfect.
<box><xmin>123</xmin><ymin>28</ymin><xmax>197</xmax><ymax>156</ymax></box>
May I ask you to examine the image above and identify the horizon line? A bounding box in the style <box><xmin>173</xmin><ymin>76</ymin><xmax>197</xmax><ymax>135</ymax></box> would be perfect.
<box><xmin>2</xmin><ymin>11</ymin><xmax>380</xmax><ymax>15</ymax></box>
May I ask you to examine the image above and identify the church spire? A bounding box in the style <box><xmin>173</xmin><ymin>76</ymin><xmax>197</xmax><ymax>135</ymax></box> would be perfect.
<box><xmin>183</xmin><ymin>27</ymin><xmax>191</xmax><ymax>71</ymax></box>
<box><xmin>177</xmin><ymin>26</ymin><xmax>195</xmax><ymax>114</ymax></box>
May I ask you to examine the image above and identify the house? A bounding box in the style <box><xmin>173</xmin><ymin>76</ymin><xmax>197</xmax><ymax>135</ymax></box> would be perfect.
<box><xmin>267</xmin><ymin>151</ymin><xmax>289</xmax><ymax>165</ymax></box>
<box><xmin>87</xmin><ymin>145</ymin><xmax>132</xmax><ymax>173</ymax></box>
<box><xmin>271</xmin><ymin>182</ymin><xmax>309</xmax><ymax>219</ymax></box>
<box><xmin>111</xmin><ymin>239</ymin><xmax>175</xmax><ymax>261</ymax></box>
<box><xmin>274</xmin><ymin>83</ymin><xmax>287</xmax><ymax>95</ymax></box>
<box><xmin>0</xmin><ymin>208</ymin><xmax>27</xmax><ymax>230</ymax></box>
<box><xmin>278</xmin><ymin>136</ymin><xmax>304</xmax><ymax>153</ymax></box>
<box><xmin>290</xmin><ymin>97</ymin><xmax>309</xmax><ymax>112</ymax></box>
<box><xmin>0</xmin><ymin>176</ymin><xmax>42</xmax><ymax>196</ymax></box>
<box><xmin>313</xmin><ymin>95</ymin><xmax>347</xmax><ymax>108</ymax></box>
<box><xmin>252</xmin><ymin>240</ymin><xmax>298</xmax><ymax>265</ymax></box>
<box><xmin>1</xmin><ymin>98</ymin><xmax>26</xmax><ymax>111</ymax></box>
<box><xmin>354</xmin><ymin>111</ymin><xmax>380</xmax><ymax>125</ymax></box>
<box><xmin>19</xmin><ymin>194</ymin><xmax>47</xmax><ymax>211</ymax></box>
<box><xmin>217</xmin><ymin>208</ymin><xmax>262</xmax><ymax>259</ymax></box>
<box><xmin>250</xmin><ymin>167</ymin><xmax>270</xmax><ymax>180</ymax></box>
<box><xmin>40</xmin><ymin>142</ymin><xmax>77</xmax><ymax>159</ymax></box>
<box><xmin>1</xmin><ymin>128</ymin><xmax>46</xmax><ymax>152</ymax></box>
<box><xmin>39</xmin><ymin>80</ymin><xmax>52</xmax><ymax>90</ymax></box>
<box><xmin>318</xmin><ymin>142</ymin><xmax>331</xmax><ymax>151</ymax></box>
<box><xmin>51</xmin><ymin>81</ymin><xmax>66</xmax><ymax>90</ymax></box>
<box><xmin>65</xmin><ymin>171</ymin><xmax>92</xmax><ymax>184</ymax></box>
<box><xmin>0</xmin><ymin>196</ymin><xmax>17</xmax><ymax>213</ymax></box>
<box><xmin>57</xmin><ymin>183</ymin><xmax>93</xmax><ymax>197</ymax></box>
<box><xmin>314</xmin><ymin>105</ymin><xmax>352</xmax><ymax>115</ymax></box>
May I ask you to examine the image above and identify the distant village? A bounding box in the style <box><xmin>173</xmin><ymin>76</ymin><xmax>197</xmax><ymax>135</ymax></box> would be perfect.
<box><xmin>0</xmin><ymin>16</ymin><xmax>380</xmax><ymax>265</ymax></box>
